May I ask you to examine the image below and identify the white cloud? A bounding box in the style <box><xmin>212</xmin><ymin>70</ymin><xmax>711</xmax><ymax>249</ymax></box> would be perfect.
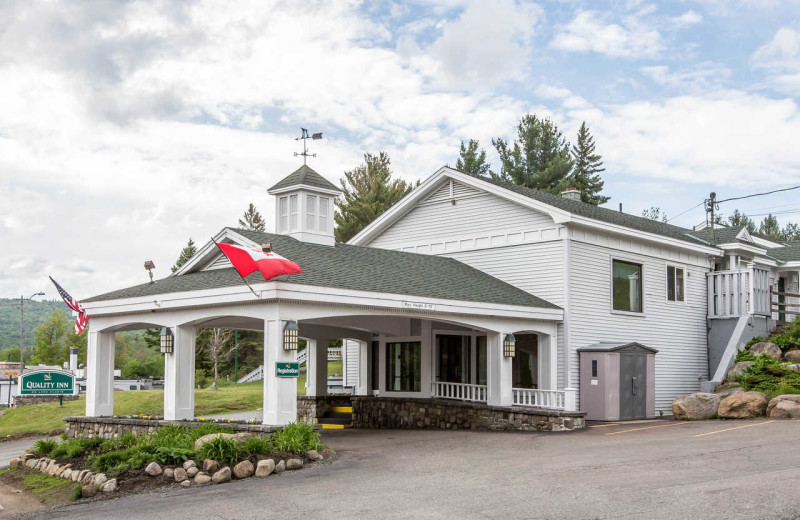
<box><xmin>550</xmin><ymin>10</ymin><xmax>663</xmax><ymax>58</ymax></box>
<box><xmin>671</xmin><ymin>10</ymin><xmax>703</xmax><ymax>27</ymax></box>
<box><xmin>640</xmin><ymin>62</ymin><xmax>732</xmax><ymax>90</ymax></box>
<box><xmin>752</xmin><ymin>27</ymin><xmax>800</xmax><ymax>70</ymax></box>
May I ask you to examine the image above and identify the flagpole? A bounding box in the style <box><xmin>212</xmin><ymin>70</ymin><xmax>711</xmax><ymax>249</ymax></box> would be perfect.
<box><xmin>211</xmin><ymin>237</ymin><xmax>260</xmax><ymax>298</ymax></box>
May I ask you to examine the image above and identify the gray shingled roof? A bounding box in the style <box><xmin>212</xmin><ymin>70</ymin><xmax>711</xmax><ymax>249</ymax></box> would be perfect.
<box><xmin>768</xmin><ymin>242</ymin><xmax>800</xmax><ymax>262</ymax></box>
<box><xmin>268</xmin><ymin>165</ymin><xmax>340</xmax><ymax>193</ymax></box>
<box><xmin>685</xmin><ymin>226</ymin><xmax>746</xmax><ymax>245</ymax></box>
<box><xmin>85</xmin><ymin>229</ymin><xmax>559</xmax><ymax>309</ymax></box>
<box><xmin>470</xmin><ymin>174</ymin><xmax>710</xmax><ymax>247</ymax></box>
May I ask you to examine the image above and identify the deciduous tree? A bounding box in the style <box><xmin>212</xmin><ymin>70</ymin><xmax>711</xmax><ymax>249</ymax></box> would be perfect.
<box><xmin>32</xmin><ymin>310</ymin><xmax>69</xmax><ymax>365</ymax></box>
<box><xmin>641</xmin><ymin>207</ymin><xmax>668</xmax><ymax>223</ymax></box>
<box><xmin>334</xmin><ymin>152</ymin><xmax>416</xmax><ymax>243</ymax></box>
<box><xmin>196</xmin><ymin>328</ymin><xmax>235</xmax><ymax>390</ymax></box>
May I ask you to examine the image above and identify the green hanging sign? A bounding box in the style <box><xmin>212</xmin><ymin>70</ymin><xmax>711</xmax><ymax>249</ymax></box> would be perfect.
<box><xmin>275</xmin><ymin>362</ymin><xmax>300</xmax><ymax>378</ymax></box>
<box><xmin>19</xmin><ymin>370</ymin><xmax>75</xmax><ymax>395</ymax></box>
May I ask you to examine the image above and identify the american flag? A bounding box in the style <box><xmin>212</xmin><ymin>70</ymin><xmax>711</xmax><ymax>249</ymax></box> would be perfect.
<box><xmin>49</xmin><ymin>276</ymin><xmax>89</xmax><ymax>335</ymax></box>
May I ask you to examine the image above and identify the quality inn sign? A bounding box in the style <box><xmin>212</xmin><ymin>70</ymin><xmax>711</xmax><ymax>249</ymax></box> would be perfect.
<box><xmin>19</xmin><ymin>370</ymin><xmax>75</xmax><ymax>395</ymax></box>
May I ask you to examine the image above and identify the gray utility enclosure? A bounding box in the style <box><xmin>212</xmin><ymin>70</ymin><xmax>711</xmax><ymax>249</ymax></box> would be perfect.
<box><xmin>578</xmin><ymin>343</ymin><xmax>657</xmax><ymax>421</ymax></box>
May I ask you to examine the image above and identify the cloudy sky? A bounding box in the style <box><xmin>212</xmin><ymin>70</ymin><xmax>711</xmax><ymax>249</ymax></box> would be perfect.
<box><xmin>2</xmin><ymin>0</ymin><xmax>800</xmax><ymax>299</ymax></box>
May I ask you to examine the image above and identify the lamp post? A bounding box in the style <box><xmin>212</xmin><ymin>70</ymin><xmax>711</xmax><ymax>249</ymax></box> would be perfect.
<box><xmin>19</xmin><ymin>292</ymin><xmax>45</xmax><ymax>374</ymax></box>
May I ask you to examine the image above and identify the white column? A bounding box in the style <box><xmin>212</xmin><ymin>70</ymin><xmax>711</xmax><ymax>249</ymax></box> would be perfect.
<box><xmin>486</xmin><ymin>331</ymin><xmax>512</xmax><ymax>407</ymax></box>
<box><xmin>263</xmin><ymin>319</ymin><xmax>298</xmax><ymax>426</ymax></box>
<box><xmin>86</xmin><ymin>330</ymin><xmax>115</xmax><ymax>417</ymax></box>
<box><xmin>421</xmin><ymin>319</ymin><xmax>433</xmax><ymax>397</ymax></box>
<box><xmin>164</xmin><ymin>324</ymin><xmax>196</xmax><ymax>421</ymax></box>
<box><xmin>305</xmin><ymin>338</ymin><xmax>328</xmax><ymax>397</ymax></box>
<box><xmin>356</xmin><ymin>340</ymin><xmax>369</xmax><ymax>396</ymax></box>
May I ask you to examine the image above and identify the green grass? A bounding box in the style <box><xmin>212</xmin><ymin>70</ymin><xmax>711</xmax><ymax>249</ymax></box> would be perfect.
<box><xmin>0</xmin><ymin>361</ymin><xmax>345</xmax><ymax>437</ymax></box>
<box><xmin>4</xmin><ymin>467</ymin><xmax>77</xmax><ymax>503</ymax></box>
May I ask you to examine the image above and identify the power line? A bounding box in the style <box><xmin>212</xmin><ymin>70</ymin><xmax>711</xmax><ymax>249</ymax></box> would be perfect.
<box><xmin>666</xmin><ymin>201</ymin><xmax>704</xmax><ymax>223</ymax></box>
<box><xmin>717</xmin><ymin>184</ymin><xmax>800</xmax><ymax>204</ymax></box>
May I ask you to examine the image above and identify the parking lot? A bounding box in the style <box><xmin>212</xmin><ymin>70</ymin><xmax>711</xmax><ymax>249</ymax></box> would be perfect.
<box><xmin>13</xmin><ymin>419</ymin><xmax>800</xmax><ymax>520</ymax></box>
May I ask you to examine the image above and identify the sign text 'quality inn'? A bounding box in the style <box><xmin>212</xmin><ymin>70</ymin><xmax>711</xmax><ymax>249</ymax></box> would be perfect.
<box><xmin>19</xmin><ymin>370</ymin><xmax>75</xmax><ymax>395</ymax></box>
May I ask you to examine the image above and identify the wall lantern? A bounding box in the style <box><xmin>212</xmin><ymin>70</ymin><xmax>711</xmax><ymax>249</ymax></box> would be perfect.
<box><xmin>503</xmin><ymin>334</ymin><xmax>516</xmax><ymax>358</ymax></box>
<box><xmin>160</xmin><ymin>327</ymin><xmax>174</xmax><ymax>354</ymax></box>
<box><xmin>283</xmin><ymin>321</ymin><xmax>299</xmax><ymax>351</ymax></box>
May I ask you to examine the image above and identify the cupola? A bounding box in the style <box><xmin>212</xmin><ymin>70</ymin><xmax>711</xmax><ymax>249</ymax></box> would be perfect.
<box><xmin>267</xmin><ymin>165</ymin><xmax>341</xmax><ymax>246</ymax></box>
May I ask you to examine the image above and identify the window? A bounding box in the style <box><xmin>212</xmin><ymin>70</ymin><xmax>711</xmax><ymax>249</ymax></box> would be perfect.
<box><xmin>591</xmin><ymin>360</ymin><xmax>598</xmax><ymax>378</ymax></box>
<box><xmin>279</xmin><ymin>197</ymin><xmax>288</xmax><ymax>233</ymax></box>
<box><xmin>667</xmin><ymin>266</ymin><xmax>685</xmax><ymax>302</ymax></box>
<box><xmin>612</xmin><ymin>260</ymin><xmax>643</xmax><ymax>313</ymax></box>
<box><xmin>306</xmin><ymin>195</ymin><xmax>317</xmax><ymax>230</ymax></box>
<box><xmin>386</xmin><ymin>341</ymin><xmax>421</xmax><ymax>392</ymax></box>
<box><xmin>289</xmin><ymin>195</ymin><xmax>298</xmax><ymax>231</ymax></box>
<box><xmin>436</xmin><ymin>335</ymin><xmax>470</xmax><ymax>384</ymax></box>
<box><xmin>512</xmin><ymin>334</ymin><xmax>538</xmax><ymax>389</ymax></box>
<box><xmin>318</xmin><ymin>197</ymin><xmax>329</xmax><ymax>231</ymax></box>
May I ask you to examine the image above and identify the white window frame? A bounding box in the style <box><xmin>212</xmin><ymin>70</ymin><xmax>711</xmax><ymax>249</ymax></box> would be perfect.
<box><xmin>610</xmin><ymin>257</ymin><xmax>646</xmax><ymax>317</ymax></box>
<box><xmin>289</xmin><ymin>195</ymin><xmax>298</xmax><ymax>231</ymax></box>
<box><xmin>306</xmin><ymin>194</ymin><xmax>317</xmax><ymax>231</ymax></box>
<box><xmin>279</xmin><ymin>196</ymin><xmax>289</xmax><ymax>233</ymax></box>
<box><xmin>318</xmin><ymin>196</ymin><xmax>329</xmax><ymax>232</ymax></box>
<box><xmin>666</xmin><ymin>264</ymin><xmax>686</xmax><ymax>304</ymax></box>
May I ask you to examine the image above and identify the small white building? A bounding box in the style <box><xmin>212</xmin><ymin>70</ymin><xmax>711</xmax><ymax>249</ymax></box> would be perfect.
<box><xmin>80</xmin><ymin>164</ymin><xmax>800</xmax><ymax>426</ymax></box>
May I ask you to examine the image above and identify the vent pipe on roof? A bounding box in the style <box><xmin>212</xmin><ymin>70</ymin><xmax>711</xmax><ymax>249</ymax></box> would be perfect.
<box><xmin>619</xmin><ymin>203</ymin><xmax>623</xmax><ymax>213</ymax></box>
<box><xmin>560</xmin><ymin>187</ymin><xmax>581</xmax><ymax>201</ymax></box>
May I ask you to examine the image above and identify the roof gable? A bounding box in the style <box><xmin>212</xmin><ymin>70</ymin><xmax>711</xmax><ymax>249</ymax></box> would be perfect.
<box><xmin>267</xmin><ymin>165</ymin><xmax>340</xmax><ymax>194</ymax></box>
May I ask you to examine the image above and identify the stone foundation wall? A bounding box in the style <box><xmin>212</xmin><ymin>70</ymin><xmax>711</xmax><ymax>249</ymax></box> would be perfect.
<box><xmin>350</xmin><ymin>397</ymin><xmax>585</xmax><ymax>432</ymax></box>
<box><xmin>15</xmin><ymin>395</ymin><xmax>79</xmax><ymax>407</ymax></box>
<box><xmin>64</xmin><ymin>417</ymin><xmax>274</xmax><ymax>440</ymax></box>
<box><xmin>297</xmin><ymin>396</ymin><xmax>334</xmax><ymax>422</ymax></box>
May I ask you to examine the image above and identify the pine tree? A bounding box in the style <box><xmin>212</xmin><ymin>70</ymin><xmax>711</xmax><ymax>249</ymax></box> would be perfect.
<box><xmin>239</xmin><ymin>203</ymin><xmax>266</xmax><ymax>232</ymax></box>
<box><xmin>727</xmin><ymin>209</ymin><xmax>756</xmax><ymax>233</ymax></box>
<box><xmin>759</xmin><ymin>214</ymin><xmax>782</xmax><ymax>239</ymax></box>
<box><xmin>171</xmin><ymin>238</ymin><xmax>197</xmax><ymax>273</ymax></box>
<box><xmin>455</xmin><ymin>139</ymin><xmax>491</xmax><ymax>177</ymax></box>
<box><xmin>569</xmin><ymin>122</ymin><xmax>609</xmax><ymax>205</ymax></box>
<box><xmin>334</xmin><ymin>152</ymin><xmax>416</xmax><ymax>243</ymax></box>
<box><xmin>782</xmin><ymin>222</ymin><xmax>800</xmax><ymax>241</ymax></box>
<box><xmin>492</xmin><ymin>114</ymin><xmax>573</xmax><ymax>194</ymax></box>
<box><xmin>641</xmin><ymin>207</ymin><xmax>668</xmax><ymax>223</ymax></box>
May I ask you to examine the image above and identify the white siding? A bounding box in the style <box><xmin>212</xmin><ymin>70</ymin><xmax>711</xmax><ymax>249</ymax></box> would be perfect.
<box><xmin>200</xmin><ymin>253</ymin><xmax>231</xmax><ymax>271</ymax></box>
<box><xmin>368</xmin><ymin>180</ymin><xmax>557</xmax><ymax>254</ymax></box>
<box><xmin>342</xmin><ymin>340</ymin><xmax>360</xmax><ymax>388</ymax></box>
<box><xmin>567</xmin><ymin>232</ymin><xmax>710</xmax><ymax>413</ymax></box>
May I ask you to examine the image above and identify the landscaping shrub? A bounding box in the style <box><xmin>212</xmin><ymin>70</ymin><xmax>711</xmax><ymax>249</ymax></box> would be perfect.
<box><xmin>154</xmin><ymin>446</ymin><xmax>194</xmax><ymax>465</ymax></box>
<box><xmin>270</xmin><ymin>421</ymin><xmax>326</xmax><ymax>453</ymax></box>
<box><xmin>50</xmin><ymin>437</ymin><xmax>103</xmax><ymax>459</ymax></box>
<box><xmin>241</xmin><ymin>436</ymin><xmax>274</xmax><ymax>456</ymax></box>
<box><xmin>196</xmin><ymin>435</ymin><xmax>240</xmax><ymax>465</ymax></box>
<box><xmin>736</xmin><ymin>349</ymin><xmax>756</xmax><ymax>362</ymax></box>
<box><xmin>745</xmin><ymin>336</ymin><xmax>766</xmax><ymax>350</ymax></box>
<box><xmin>100</xmin><ymin>432</ymin><xmax>138</xmax><ymax>452</ymax></box>
<box><xmin>740</xmin><ymin>355</ymin><xmax>800</xmax><ymax>396</ymax></box>
<box><xmin>31</xmin><ymin>438</ymin><xmax>58</xmax><ymax>457</ymax></box>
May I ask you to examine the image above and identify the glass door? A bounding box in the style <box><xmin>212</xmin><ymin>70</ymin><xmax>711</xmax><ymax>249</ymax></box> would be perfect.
<box><xmin>436</xmin><ymin>335</ymin><xmax>470</xmax><ymax>383</ymax></box>
<box><xmin>512</xmin><ymin>334</ymin><xmax>539</xmax><ymax>389</ymax></box>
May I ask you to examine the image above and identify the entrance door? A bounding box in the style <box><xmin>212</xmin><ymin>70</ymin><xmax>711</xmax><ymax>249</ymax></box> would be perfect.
<box><xmin>619</xmin><ymin>353</ymin><xmax>646</xmax><ymax>420</ymax></box>
<box><xmin>437</xmin><ymin>335</ymin><xmax>470</xmax><ymax>383</ymax></box>
<box><xmin>512</xmin><ymin>334</ymin><xmax>538</xmax><ymax>389</ymax></box>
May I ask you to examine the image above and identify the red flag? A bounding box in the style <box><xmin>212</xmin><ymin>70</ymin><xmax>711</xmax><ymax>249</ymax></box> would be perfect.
<box><xmin>216</xmin><ymin>243</ymin><xmax>303</xmax><ymax>282</ymax></box>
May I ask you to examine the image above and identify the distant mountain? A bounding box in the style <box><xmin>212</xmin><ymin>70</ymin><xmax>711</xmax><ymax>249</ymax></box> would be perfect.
<box><xmin>0</xmin><ymin>298</ymin><xmax>70</xmax><ymax>352</ymax></box>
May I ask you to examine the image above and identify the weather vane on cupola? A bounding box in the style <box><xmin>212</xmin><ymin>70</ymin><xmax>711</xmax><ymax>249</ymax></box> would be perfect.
<box><xmin>294</xmin><ymin>128</ymin><xmax>323</xmax><ymax>165</ymax></box>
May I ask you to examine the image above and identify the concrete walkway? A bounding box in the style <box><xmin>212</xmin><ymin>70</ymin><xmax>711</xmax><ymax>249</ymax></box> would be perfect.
<box><xmin>16</xmin><ymin>418</ymin><xmax>800</xmax><ymax>519</ymax></box>
<box><xmin>199</xmin><ymin>409</ymin><xmax>262</xmax><ymax>422</ymax></box>
<box><xmin>0</xmin><ymin>439</ymin><xmax>42</xmax><ymax>470</ymax></box>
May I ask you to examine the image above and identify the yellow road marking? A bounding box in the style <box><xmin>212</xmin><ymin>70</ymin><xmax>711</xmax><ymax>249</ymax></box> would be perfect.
<box><xmin>693</xmin><ymin>420</ymin><xmax>775</xmax><ymax>437</ymax></box>
<box><xmin>589</xmin><ymin>423</ymin><xmax>622</xmax><ymax>428</ymax></box>
<box><xmin>605</xmin><ymin>422</ymin><xmax>684</xmax><ymax>436</ymax></box>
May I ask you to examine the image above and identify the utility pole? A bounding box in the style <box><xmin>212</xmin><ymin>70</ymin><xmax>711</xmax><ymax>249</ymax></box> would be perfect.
<box><xmin>704</xmin><ymin>192</ymin><xmax>718</xmax><ymax>244</ymax></box>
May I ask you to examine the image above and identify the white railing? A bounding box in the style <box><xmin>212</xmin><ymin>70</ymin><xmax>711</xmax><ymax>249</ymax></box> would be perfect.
<box><xmin>431</xmin><ymin>382</ymin><xmax>487</xmax><ymax>403</ymax></box>
<box><xmin>297</xmin><ymin>347</ymin><xmax>342</xmax><ymax>367</ymax></box>
<box><xmin>708</xmin><ymin>267</ymin><xmax>772</xmax><ymax>319</ymax></box>
<box><xmin>236</xmin><ymin>365</ymin><xmax>263</xmax><ymax>384</ymax></box>
<box><xmin>512</xmin><ymin>388</ymin><xmax>571</xmax><ymax>410</ymax></box>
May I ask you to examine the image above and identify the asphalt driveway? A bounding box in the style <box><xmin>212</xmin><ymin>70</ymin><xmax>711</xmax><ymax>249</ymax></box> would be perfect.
<box><xmin>9</xmin><ymin>419</ymin><xmax>800</xmax><ymax>519</ymax></box>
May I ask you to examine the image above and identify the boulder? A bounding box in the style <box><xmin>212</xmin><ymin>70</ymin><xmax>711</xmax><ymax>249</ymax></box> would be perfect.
<box><xmin>63</xmin><ymin>469</ymin><xmax>72</xmax><ymax>480</ymax></box>
<box><xmin>286</xmin><ymin>459</ymin><xmax>303</xmax><ymax>470</ymax></box>
<box><xmin>180</xmin><ymin>480</ymin><xmax>191</xmax><ymax>488</ymax></box>
<box><xmin>145</xmin><ymin>462</ymin><xmax>162</xmax><ymax>476</ymax></box>
<box><xmin>186</xmin><ymin>466</ymin><xmax>199</xmax><ymax>478</ymax></box>
<box><xmin>715</xmin><ymin>387</ymin><xmax>745</xmax><ymax>399</ymax></box>
<box><xmin>203</xmin><ymin>459</ymin><xmax>219</xmax><ymax>474</ymax></box>
<box><xmin>255</xmin><ymin>459</ymin><xmax>275</xmax><ymax>478</ymax></box>
<box><xmin>93</xmin><ymin>473</ymin><xmax>108</xmax><ymax>487</ymax></box>
<box><xmin>100</xmin><ymin>479</ymin><xmax>117</xmax><ymax>493</ymax></box>
<box><xmin>718</xmin><ymin>391</ymin><xmax>769</xmax><ymax>418</ymax></box>
<box><xmin>194</xmin><ymin>473</ymin><xmax>212</xmax><ymax>486</ymax></box>
<box><xmin>48</xmin><ymin>464</ymin><xmax>61</xmax><ymax>476</ymax></box>
<box><xmin>76</xmin><ymin>470</ymin><xmax>88</xmax><ymax>482</ymax></box>
<box><xmin>672</xmin><ymin>392</ymin><xmax>721</xmax><ymax>420</ymax></box>
<box><xmin>26</xmin><ymin>458</ymin><xmax>39</xmax><ymax>469</ymax></box>
<box><xmin>81</xmin><ymin>484</ymin><xmax>97</xmax><ymax>498</ymax></box>
<box><xmin>274</xmin><ymin>460</ymin><xmax>285</xmax><ymax>474</ymax></box>
<box><xmin>9</xmin><ymin>457</ymin><xmax>21</xmax><ymax>468</ymax></box>
<box><xmin>726</xmin><ymin>362</ymin><xmax>752</xmax><ymax>379</ymax></box>
<box><xmin>71</xmin><ymin>470</ymin><xmax>80</xmax><ymax>482</ymax></box>
<box><xmin>784</xmin><ymin>364</ymin><xmax>800</xmax><ymax>372</ymax></box>
<box><xmin>174</xmin><ymin>467</ymin><xmax>188</xmax><ymax>482</ymax></box>
<box><xmin>82</xmin><ymin>472</ymin><xmax>94</xmax><ymax>485</ymax></box>
<box><xmin>211</xmin><ymin>466</ymin><xmax>231</xmax><ymax>484</ymax></box>
<box><xmin>182</xmin><ymin>460</ymin><xmax>197</xmax><ymax>470</ymax></box>
<box><xmin>767</xmin><ymin>394</ymin><xmax>800</xmax><ymax>418</ymax></box>
<box><xmin>321</xmin><ymin>448</ymin><xmax>335</xmax><ymax>459</ymax></box>
<box><xmin>306</xmin><ymin>450</ymin><xmax>322</xmax><ymax>461</ymax></box>
<box><xmin>164</xmin><ymin>468</ymin><xmax>174</xmax><ymax>479</ymax></box>
<box><xmin>783</xmin><ymin>350</ymin><xmax>800</xmax><ymax>362</ymax></box>
<box><xmin>750</xmin><ymin>342</ymin><xmax>782</xmax><ymax>360</ymax></box>
<box><xmin>193</xmin><ymin>433</ymin><xmax>253</xmax><ymax>450</ymax></box>
<box><xmin>233</xmin><ymin>460</ymin><xmax>254</xmax><ymax>479</ymax></box>
<box><xmin>56</xmin><ymin>464</ymin><xmax>71</xmax><ymax>477</ymax></box>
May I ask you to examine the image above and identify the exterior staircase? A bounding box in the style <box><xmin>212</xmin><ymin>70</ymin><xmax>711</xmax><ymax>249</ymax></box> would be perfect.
<box><xmin>317</xmin><ymin>404</ymin><xmax>353</xmax><ymax>429</ymax></box>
